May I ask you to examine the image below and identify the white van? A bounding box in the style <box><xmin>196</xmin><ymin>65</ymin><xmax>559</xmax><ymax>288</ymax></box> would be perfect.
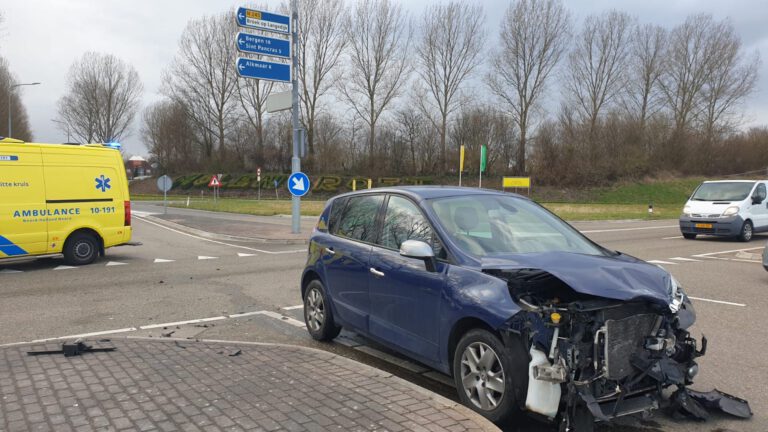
<box><xmin>679</xmin><ymin>180</ymin><xmax>768</xmax><ymax>241</ymax></box>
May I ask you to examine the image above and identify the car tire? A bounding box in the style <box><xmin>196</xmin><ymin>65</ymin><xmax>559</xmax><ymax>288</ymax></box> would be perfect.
<box><xmin>303</xmin><ymin>280</ymin><xmax>341</xmax><ymax>341</ymax></box>
<box><xmin>63</xmin><ymin>232</ymin><xmax>99</xmax><ymax>265</ymax></box>
<box><xmin>453</xmin><ymin>329</ymin><xmax>527</xmax><ymax>424</ymax></box>
<box><xmin>682</xmin><ymin>233</ymin><xmax>697</xmax><ymax>240</ymax></box>
<box><xmin>738</xmin><ymin>220</ymin><xmax>753</xmax><ymax>242</ymax></box>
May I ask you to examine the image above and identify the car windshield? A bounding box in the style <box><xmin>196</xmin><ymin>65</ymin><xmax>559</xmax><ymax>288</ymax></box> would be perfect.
<box><xmin>691</xmin><ymin>182</ymin><xmax>755</xmax><ymax>201</ymax></box>
<box><xmin>428</xmin><ymin>195</ymin><xmax>607</xmax><ymax>257</ymax></box>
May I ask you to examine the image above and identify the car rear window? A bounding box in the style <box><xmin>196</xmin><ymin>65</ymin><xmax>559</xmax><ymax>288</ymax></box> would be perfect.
<box><xmin>334</xmin><ymin>195</ymin><xmax>384</xmax><ymax>243</ymax></box>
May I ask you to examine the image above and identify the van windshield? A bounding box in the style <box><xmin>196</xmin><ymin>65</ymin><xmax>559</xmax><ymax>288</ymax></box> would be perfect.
<box><xmin>691</xmin><ymin>182</ymin><xmax>755</xmax><ymax>201</ymax></box>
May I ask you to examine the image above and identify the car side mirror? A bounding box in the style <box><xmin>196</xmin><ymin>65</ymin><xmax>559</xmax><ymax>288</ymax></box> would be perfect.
<box><xmin>400</xmin><ymin>240</ymin><xmax>438</xmax><ymax>272</ymax></box>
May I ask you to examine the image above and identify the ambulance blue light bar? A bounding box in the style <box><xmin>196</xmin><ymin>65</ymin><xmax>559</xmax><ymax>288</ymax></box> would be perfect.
<box><xmin>104</xmin><ymin>142</ymin><xmax>122</xmax><ymax>150</ymax></box>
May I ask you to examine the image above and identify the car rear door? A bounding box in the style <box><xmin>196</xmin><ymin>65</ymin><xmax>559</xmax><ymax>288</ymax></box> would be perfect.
<box><xmin>368</xmin><ymin>194</ymin><xmax>447</xmax><ymax>363</ymax></box>
<box><xmin>750</xmin><ymin>182</ymin><xmax>768</xmax><ymax>231</ymax></box>
<box><xmin>0</xmin><ymin>144</ymin><xmax>47</xmax><ymax>256</ymax></box>
<box><xmin>320</xmin><ymin>194</ymin><xmax>385</xmax><ymax>332</ymax></box>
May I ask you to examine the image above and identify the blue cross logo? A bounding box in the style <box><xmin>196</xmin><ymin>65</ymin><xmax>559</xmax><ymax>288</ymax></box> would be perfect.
<box><xmin>95</xmin><ymin>175</ymin><xmax>111</xmax><ymax>192</ymax></box>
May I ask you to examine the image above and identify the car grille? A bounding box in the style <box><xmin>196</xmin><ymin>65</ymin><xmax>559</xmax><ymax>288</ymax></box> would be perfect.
<box><xmin>691</xmin><ymin>213</ymin><xmax>720</xmax><ymax>218</ymax></box>
<box><xmin>604</xmin><ymin>314</ymin><xmax>659</xmax><ymax>380</ymax></box>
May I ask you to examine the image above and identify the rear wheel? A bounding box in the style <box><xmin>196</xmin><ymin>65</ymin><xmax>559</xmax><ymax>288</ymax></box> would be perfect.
<box><xmin>453</xmin><ymin>329</ymin><xmax>525</xmax><ymax>424</ymax></box>
<box><xmin>682</xmin><ymin>233</ymin><xmax>697</xmax><ymax>240</ymax></box>
<box><xmin>63</xmin><ymin>232</ymin><xmax>99</xmax><ymax>265</ymax></box>
<box><xmin>303</xmin><ymin>280</ymin><xmax>341</xmax><ymax>341</ymax></box>
<box><xmin>738</xmin><ymin>220</ymin><xmax>753</xmax><ymax>242</ymax></box>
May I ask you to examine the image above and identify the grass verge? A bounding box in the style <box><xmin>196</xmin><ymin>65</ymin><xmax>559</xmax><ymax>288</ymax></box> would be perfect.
<box><xmin>134</xmin><ymin>196</ymin><xmax>680</xmax><ymax>221</ymax></box>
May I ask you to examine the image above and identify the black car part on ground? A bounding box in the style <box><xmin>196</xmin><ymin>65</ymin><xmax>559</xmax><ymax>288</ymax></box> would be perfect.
<box><xmin>487</xmin><ymin>268</ymin><xmax>752</xmax><ymax>431</ymax></box>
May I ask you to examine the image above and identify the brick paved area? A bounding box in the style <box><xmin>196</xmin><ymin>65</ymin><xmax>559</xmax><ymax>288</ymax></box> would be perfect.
<box><xmin>0</xmin><ymin>338</ymin><xmax>499</xmax><ymax>432</ymax></box>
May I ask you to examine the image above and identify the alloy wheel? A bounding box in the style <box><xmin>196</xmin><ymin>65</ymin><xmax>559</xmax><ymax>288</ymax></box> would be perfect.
<box><xmin>305</xmin><ymin>288</ymin><xmax>325</xmax><ymax>332</ymax></box>
<box><xmin>460</xmin><ymin>342</ymin><xmax>506</xmax><ymax>411</ymax></box>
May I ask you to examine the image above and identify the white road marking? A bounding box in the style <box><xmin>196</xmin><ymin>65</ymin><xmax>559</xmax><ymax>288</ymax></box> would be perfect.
<box><xmin>153</xmin><ymin>258</ymin><xmax>175</xmax><ymax>263</ymax></box>
<box><xmin>132</xmin><ymin>210</ymin><xmax>159</xmax><ymax>217</ymax></box>
<box><xmin>687</xmin><ymin>296</ymin><xmax>746</xmax><ymax>307</ymax></box>
<box><xmin>580</xmin><ymin>225</ymin><xmax>678</xmax><ymax>234</ymax></box>
<box><xmin>32</xmin><ymin>327</ymin><xmax>138</xmax><ymax>342</ymax></box>
<box><xmin>670</xmin><ymin>257</ymin><xmax>701</xmax><ymax>262</ymax></box>
<box><xmin>692</xmin><ymin>246</ymin><xmax>765</xmax><ymax>258</ymax></box>
<box><xmin>237</xmin><ymin>253</ymin><xmax>257</xmax><ymax>257</ymax></box>
<box><xmin>281</xmin><ymin>304</ymin><xmax>304</xmax><ymax>311</ymax></box>
<box><xmin>0</xmin><ymin>269</ymin><xmax>23</xmax><ymax>274</ymax></box>
<box><xmin>256</xmin><ymin>310</ymin><xmax>306</xmax><ymax>327</ymax></box>
<box><xmin>663</xmin><ymin>236</ymin><xmax>683</xmax><ymax>240</ymax></box>
<box><xmin>134</xmin><ymin>216</ymin><xmax>305</xmax><ymax>255</ymax></box>
<box><xmin>197</xmin><ymin>256</ymin><xmax>218</xmax><ymax>260</ymax></box>
<box><xmin>105</xmin><ymin>261</ymin><xmax>127</xmax><ymax>266</ymax></box>
<box><xmin>139</xmin><ymin>316</ymin><xmax>227</xmax><ymax>330</ymax></box>
<box><xmin>53</xmin><ymin>265</ymin><xmax>77</xmax><ymax>270</ymax></box>
<box><xmin>647</xmin><ymin>260</ymin><xmax>677</xmax><ymax>265</ymax></box>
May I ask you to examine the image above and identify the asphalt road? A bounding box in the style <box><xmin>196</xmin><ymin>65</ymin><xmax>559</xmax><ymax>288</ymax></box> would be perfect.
<box><xmin>1</xmin><ymin>204</ymin><xmax>766</xmax><ymax>432</ymax></box>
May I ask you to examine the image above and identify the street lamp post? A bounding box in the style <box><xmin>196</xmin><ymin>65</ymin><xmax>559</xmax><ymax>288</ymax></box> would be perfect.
<box><xmin>7</xmin><ymin>82</ymin><xmax>41</xmax><ymax>138</ymax></box>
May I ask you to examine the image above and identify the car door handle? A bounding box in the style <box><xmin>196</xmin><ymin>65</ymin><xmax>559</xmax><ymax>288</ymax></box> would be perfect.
<box><xmin>324</xmin><ymin>247</ymin><xmax>336</xmax><ymax>256</ymax></box>
<box><xmin>369</xmin><ymin>267</ymin><xmax>385</xmax><ymax>278</ymax></box>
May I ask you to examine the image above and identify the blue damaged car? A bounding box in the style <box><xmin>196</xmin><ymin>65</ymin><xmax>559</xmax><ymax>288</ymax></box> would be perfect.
<box><xmin>300</xmin><ymin>187</ymin><xmax>751</xmax><ymax>429</ymax></box>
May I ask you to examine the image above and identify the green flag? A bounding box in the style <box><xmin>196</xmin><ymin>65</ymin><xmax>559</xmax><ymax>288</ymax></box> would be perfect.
<box><xmin>480</xmin><ymin>145</ymin><xmax>487</xmax><ymax>173</ymax></box>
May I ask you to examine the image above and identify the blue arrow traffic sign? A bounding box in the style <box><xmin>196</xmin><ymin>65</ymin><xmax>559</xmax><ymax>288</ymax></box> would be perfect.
<box><xmin>287</xmin><ymin>172</ymin><xmax>310</xmax><ymax>197</ymax></box>
<box><xmin>237</xmin><ymin>32</ymin><xmax>290</xmax><ymax>59</ymax></box>
<box><xmin>236</xmin><ymin>7</ymin><xmax>290</xmax><ymax>34</ymax></box>
<box><xmin>236</xmin><ymin>58</ymin><xmax>291</xmax><ymax>83</ymax></box>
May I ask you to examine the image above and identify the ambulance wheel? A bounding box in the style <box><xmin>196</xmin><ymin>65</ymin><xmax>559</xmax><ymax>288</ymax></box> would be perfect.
<box><xmin>63</xmin><ymin>232</ymin><xmax>99</xmax><ymax>265</ymax></box>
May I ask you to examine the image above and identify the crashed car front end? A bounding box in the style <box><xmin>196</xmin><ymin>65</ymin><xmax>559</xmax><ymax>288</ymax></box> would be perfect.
<box><xmin>484</xmin><ymin>263</ymin><xmax>752</xmax><ymax>429</ymax></box>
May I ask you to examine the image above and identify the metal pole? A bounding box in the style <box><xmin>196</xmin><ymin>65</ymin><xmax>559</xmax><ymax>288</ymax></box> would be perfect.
<box><xmin>290</xmin><ymin>0</ymin><xmax>301</xmax><ymax>234</ymax></box>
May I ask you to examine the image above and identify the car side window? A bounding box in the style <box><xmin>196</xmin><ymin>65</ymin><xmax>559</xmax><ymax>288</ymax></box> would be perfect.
<box><xmin>380</xmin><ymin>196</ymin><xmax>444</xmax><ymax>257</ymax></box>
<box><xmin>328</xmin><ymin>197</ymin><xmax>348</xmax><ymax>235</ymax></box>
<box><xmin>756</xmin><ymin>184</ymin><xmax>767</xmax><ymax>202</ymax></box>
<box><xmin>335</xmin><ymin>195</ymin><xmax>384</xmax><ymax>243</ymax></box>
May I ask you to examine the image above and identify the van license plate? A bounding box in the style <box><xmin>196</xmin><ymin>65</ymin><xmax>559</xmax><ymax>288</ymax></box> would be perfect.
<box><xmin>695</xmin><ymin>223</ymin><xmax>713</xmax><ymax>229</ymax></box>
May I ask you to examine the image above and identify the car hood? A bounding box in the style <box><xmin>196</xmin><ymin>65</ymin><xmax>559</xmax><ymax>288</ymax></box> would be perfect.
<box><xmin>480</xmin><ymin>251</ymin><xmax>672</xmax><ymax>306</ymax></box>
<box><xmin>686</xmin><ymin>200</ymin><xmax>737</xmax><ymax>215</ymax></box>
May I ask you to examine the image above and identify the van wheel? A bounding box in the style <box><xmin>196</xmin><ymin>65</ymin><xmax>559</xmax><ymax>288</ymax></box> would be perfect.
<box><xmin>738</xmin><ymin>220</ymin><xmax>753</xmax><ymax>242</ymax></box>
<box><xmin>63</xmin><ymin>233</ymin><xmax>99</xmax><ymax>265</ymax></box>
<box><xmin>682</xmin><ymin>233</ymin><xmax>697</xmax><ymax>240</ymax></box>
<box><xmin>453</xmin><ymin>329</ymin><xmax>527</xmax><ymax>424</ymax></box>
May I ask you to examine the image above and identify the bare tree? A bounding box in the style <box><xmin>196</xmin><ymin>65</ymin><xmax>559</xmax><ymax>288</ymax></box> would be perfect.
<box><xmin>566</xmin><ymin>10</ymin><xmax>633</xmax><ymax>133</ymax></box>
<box><xmin>340</xmin><ymin>0</ymin><xmax>412</xmax><ymax>171</ymax></box>
<box><xmin>297</xmin><ymin>0</ymin><xmax>348</xmax><ymax>162</ymax></box>
<box><xmin>416</xmin><ymin>0</ymin><xmax>486</xmax><ymax>172</ymax></box>
<box><xmin>163</xmin><ymin>12</ymin><xmax>239</xmax><ymax>162</ymax></box>
<box><xmin>237</xmin><ymin>78</ymin><xmax>274</xmax><ymax>166</ymax></box>
<box><xmin>488</xmin><ymin>0</ymin><xmax>570</xmax><ymax>175</ymax></box>
<box><xmin>57</xmin><ymin>52</ymin><xmax>143</xmax><ymax>143</ymax></box>
<box><xmin>143</xmin><ymin>100</ymin><xmax>197</xmax><ymax>173</ymax></box>
<box><xmin>699</xmin><ymin>20</ymin><xmax>759</xmax><ymax>139</ymax></box>
<box><xmin>623</xmin><ymin>23</ymin><xmax>667</xmax><ymax>129</ymax></box>
<box><xmin>0</xmin><ymin>56</ymin><xmax>33</xmax><ymax>140</ymax></box>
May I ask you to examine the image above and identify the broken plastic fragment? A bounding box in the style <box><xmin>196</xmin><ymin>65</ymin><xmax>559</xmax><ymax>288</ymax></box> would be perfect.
<box><xmin>687</xmin><ymin>389</ymin><xmax>753</xmax><ymax>419</ymax></box>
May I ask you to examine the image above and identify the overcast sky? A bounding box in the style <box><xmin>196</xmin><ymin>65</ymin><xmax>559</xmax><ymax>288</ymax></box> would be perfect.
<box><xmin>1</xmin><ymin>0</ymin><xmax>766</xmax><ymax>157</ymax></box>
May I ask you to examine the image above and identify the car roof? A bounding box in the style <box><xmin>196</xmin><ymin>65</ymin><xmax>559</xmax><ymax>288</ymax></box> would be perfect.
<box><xmin>702</xmin><ymin>180</ymin><xmax>761</xmax><ymax>183</ymax></box>
<box><xmin>331</xmin><ymin>186</ymin><xmax>527</xmax><ymax>201</ymax></box>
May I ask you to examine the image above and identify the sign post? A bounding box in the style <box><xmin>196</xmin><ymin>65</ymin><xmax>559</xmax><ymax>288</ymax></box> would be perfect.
<box><xmin>459</xmin><ymin>145</ymin><xmax>465</xmax><ymax>187</ymax></box>
<box><xmin>208</xmin><ymin>175</ymin><xmax>221</xmax><ymax>201</ymax></box>
<box><xmin>235</xmin><ymin>4</ymin><xmax>299</xmax><ymax>233</ymax></box>
<box><xmin>257</xmin><ymin>167</ymin><xmax>262</xmax><ymax>201</ymax></box>
<box><xmin>479</xmin><ymin>145</ymin><xmax>487</xmax><ymax>188</ymax></box>
<box><xmin>156</xmin><ymin>175</ymin><xmax>173</xmax><ymax>214</ymax></box>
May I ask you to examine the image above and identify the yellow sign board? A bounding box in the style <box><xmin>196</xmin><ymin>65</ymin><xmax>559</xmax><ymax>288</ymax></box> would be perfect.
<box><xmin>503</xmin><ymin>177</ymin><xmax>531</xmax><ymax>188</ymax></box>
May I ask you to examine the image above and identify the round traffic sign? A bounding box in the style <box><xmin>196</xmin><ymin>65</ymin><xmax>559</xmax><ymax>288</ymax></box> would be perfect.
<box><xmin>156</xmin><ymin>175</ymin><xmax>173</xmax><ymax>192</ymax></box>
<box><xmin>287</xmin><ymin>172</ymin><xmax>310</xmax><ymax>197</ymax></box>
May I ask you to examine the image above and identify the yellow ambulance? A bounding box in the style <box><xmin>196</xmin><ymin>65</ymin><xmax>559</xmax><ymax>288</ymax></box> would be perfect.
<box><xmin>0</xmin><ymin>137</ymin><xmax>132</xmax><ymax>265</ymax></box>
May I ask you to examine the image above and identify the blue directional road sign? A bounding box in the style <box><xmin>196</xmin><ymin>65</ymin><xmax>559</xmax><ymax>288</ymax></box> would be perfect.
<box><xmin>287</xmin><ymin>172</ymin><xmax>310</xmax><ymax>197</ymax></box>
<box><xmin>236</xmin><ymin>7</ymin><xmax>290</xmax><ymax>34</ymax></box>
<box><xmin>237</xmin><ymin>32</ymin><xmax>290</xmax><ymax>59</ymax></box>
<box><xmin>237</xmin><ymin>58</ymin><xmax>290</xmax><ymax>83</ymax></box>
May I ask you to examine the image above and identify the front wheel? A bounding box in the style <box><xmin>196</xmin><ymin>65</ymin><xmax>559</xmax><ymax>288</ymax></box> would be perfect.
<box><xmin>738</xmin><ymin>220</ymin><xmax>753</xmax><ymax>242</ymax></box>
<box><xmin>63</xmin><ymin>232</ymin><xmax>99</xmax><ymax>265</ymax></box>
<box><xmin>453</xmin><ymin>329</ymin><xmax>525</xmax><ymax>424</ymax></box>
<box><xmin>303</xmin><ymin>280</ymin><xmax>341</xmax><ymax>341</ymax></box>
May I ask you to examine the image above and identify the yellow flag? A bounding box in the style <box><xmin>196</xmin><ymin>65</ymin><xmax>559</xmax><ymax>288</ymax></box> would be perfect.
<box><xmin>459</xmin><ymin>145</ymin><xmax>465</xmax><ymax>172</ymax></box>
